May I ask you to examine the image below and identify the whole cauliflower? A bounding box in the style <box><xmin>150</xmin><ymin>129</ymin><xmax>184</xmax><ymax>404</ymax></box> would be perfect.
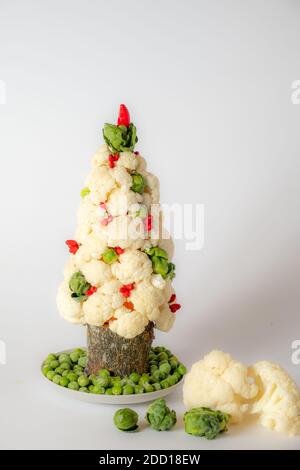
<box><xmin>112</xmin><ymin>250</ymin><xmax>152</xmax><ymax>284</ymax></box>
<box><xmin>109</xmin><ymin>306</ymin><xmax>148</xmax><ymax>339</ymax></box>
<box><xmin>250</xmin><ymin>361</ymin><xmax>300</xmax><ymax>436</ymax></box>
<box><xmin>183</xmin><ymin>350</ymin><xmax>260</xmax><ymax>423</ymax></box>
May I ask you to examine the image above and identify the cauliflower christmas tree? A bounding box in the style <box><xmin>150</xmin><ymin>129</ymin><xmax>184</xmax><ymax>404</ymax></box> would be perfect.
<box><xmin>57</xmin><ymin>105</ymin><xmax>181</xmax><ymax>376</ymax></box>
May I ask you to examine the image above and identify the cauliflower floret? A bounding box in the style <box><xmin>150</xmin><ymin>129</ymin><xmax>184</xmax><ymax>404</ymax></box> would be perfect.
<box><xmin>85</xmin><ymin>166</ymin><xmax>116</xmax><ymax>204</ymax></box>
<box><xmin>83</xmin><ymin>291</ymin><xmax>113</xmax><ymax>326</ymax></box>
<box><xmin>142</xmin><ymin>171</ymin><xmax>160</xmax><ymax>204</ymax></box>
<box><xmin>183</xmin><ymin>351</ymin><xmax>260</xmax><ymax>423</ymax></box>
<box><xmin>93</xmin><ymin>215</ymin><xmax>146</xmax><ymax>250</ymax></box>
<box><xmin>109</xmin><ymin>306</ymin><xmax>148</xmax><ymax>339</ymax></box>
<box><xmin>112</xmin><ymin>250</ymin><xmax>152</xmax><ymax>284</ymax></box>
<box><xmin>130</xmin><ymin>279</ymin><xmax>164</xmax><ymax>321</ymax></box>
<box><xmin>91</xmin><ymin>144</ymin><xmax>110</xmax><ymax>167</ymax></box>
<box><xmin>163</xmin><ymin>279</ymin><xmax>174</xmax><ymax>303</ymax></box>
<box><xmin>158</xmin><ymin>231</ymin><xmax>174</xmax><ymax>260</ymax></box>
<box><xmin>112</xmin><ymin>166</ymin><xmax>132</xmax><ymax>189</ymax></box>
<box><xmin>136</xmin><ymin>155</ymin><xmax>147</xmax><ymax>172</ymax></box>
<box><xmin>80</xmin><ymin>259</ymin><xmax>112</xmax><ymax>287</ymax></box>
<box><xmin>155</xmin><ymin>304</ymin><xmax>175</xmax><ymax>332</ymax></box>
<box><xmin>151</xmin><ymin>274</ymin><xmax>166</xmax><ymax>290</ymax></box>
<box><xmin>83</xmin><ymin>231</ymin><xmax>107</xmax><ymax>259</ymax></box>
<box><xmin>98</xmin><ymin>280</ymin><xmax>124</xmax><ymax>308</ymax></box>
<box><xmin>56</xmin><ymin>281</ymin><xmax>84</xmax><ymax>324</ymax></box>
<box><xmin>77</xmin><ymin>196</ymin><xmax>100</xmax><ymax>227</ymax></box>
<box><xmin>106</xmin><ymin>188</ymin><xmax>140</xmax><ymax>217</ymax></box>
<box><xmin>117</xmin><ymin>151</ymin><xmax>138</xmax><ymax>171</ymax></box>
<box><xmin>63</xmin><ymin>256</ymin><xmax>77</xmax><ymax>279</ymax></box>
<box><xmin>74</xmin><ymin>222</ymin><xmax>92</xmax><ymax>245</ymax></box>
<box><xmin>250</xmin><ymin>361</ymin><xmax>300</xmax><ymax>435</ymax></box>
<box><xmin>73</xmin><ymin>245</ymin><xmax>92</xmax><ymax>267</ymax></box>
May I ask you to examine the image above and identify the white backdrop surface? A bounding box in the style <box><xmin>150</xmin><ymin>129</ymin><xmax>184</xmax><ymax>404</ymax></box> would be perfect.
<box><xmin>0</xmin><ymin>0</ymin><xmax>299</xmax><ymax>450</ymax></box>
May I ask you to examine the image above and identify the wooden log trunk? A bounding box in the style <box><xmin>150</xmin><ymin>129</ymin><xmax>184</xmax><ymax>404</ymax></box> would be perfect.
<box><xmin>86</xmin><ymin>322</ymin><xmax>154</xmax><ymax>376</ymax></box>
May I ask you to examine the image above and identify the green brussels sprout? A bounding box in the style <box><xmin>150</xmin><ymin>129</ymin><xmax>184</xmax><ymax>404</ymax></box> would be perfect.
<box><xmin>69</xmin><ymin>272</ymin><xmax>90</xmax><ymax>302</ymax></box>
<box><xmin>123</xmin><ymin>384</ymin><xmax>134</xmax><ymax>395</ymax></box>
<box><xmin>177</xmin><ymin>364</ymin><xmax>187</xmax><ymax>376</ymax></box>
<box><xmin>105</xmin><ymin>388</ymin><xmax>113</xmax><ymax>395</ymax></box>
<box><xmin>151</xmin><ymin>370</ymin><xmax>161</xmax><ymax>383</ymax></box>
<box><xmin>42</xmin><ymin>366</ymin><xmax>52</xmax><ymax>377</ymax></box>
<box><xmin>150</xmin><ymin>364</ymin><xmax>158</xmax><ymax>373</ymax></box>
<box><xmin>129</xmin><ymin>372</ymin><xmax>140</xmax><ymax>384</ymax></box>
<box><xmin>95</xmin><ymin>376</ymin><xmax>110</xmax><ymax>388</ymax></box>
<box><xmin>62</xmin><ymin>370</ymin><xmax>69</xmax><ymax>377</ymax></box>
<box><xmin>144</xmin><ymin>247</ymin><xmax>168</xmax><ymax>259</ymax></box>
<box><xmin>151</xmin><ymin>256</ymin><xmax>169</xmax><ymax>278</ymax></box>
<box><xmin>102</xmin><ymin>247</ymin><xmax>119</xmax><ymax>264</ymax></box>
<box><xmin>184</xmin><ymin>407</ymin><xmax>230</xmax><ymax>440</ymax></box>
<box><xmin>143</xmin><ymin>383</ymin><xmax>154</xmax><ymax>393</ymax></box>
<box><xmin>58</xmin><ymin>353</ymin><xmax>71</xmax><ymax>364</ymax></box>
<box><xmin>46</xmin><ymin>370</ymin><xmax>56</xmax><ymax>381</ymax></box>
<box><xmin>93</xmin><ymin>385</ymin><xmax>106</xmax><ymax>394</ymax></box>
<box><xmin>88</xmin><ymin>385</ymin><xmax>95</xmax><ymax>392</ymax></box>
<box><xmin>111</xmin><ymin>385</ymin><xmax>123</xmax><ymax>395</ymax></box>
<box><xmin>152</xmin><ymin>383</ymin><xmax>161</xmax><ymax>391</ymax></box>
<box><xmin>131</xmin><ymin>173</ymin><xmax>145</xmax><ymax>194</ymax></box>
<box><xmin>157</xmin><ymin>352</ymin><xmax>168</xmax><ymax>362</ymax></box>
<box><xmin>103</xmin><ymin>122</ymin><xmax>138</xmax><ymax>153</ymax></box>
<box><xmin>160</xmin><ymin>379</ymin><xmax>170</xmax><ymax>389</ymax></box>
<box><xmin>153</xmin><ymin>346</ymin><xmax>163</xmax><ymax>354</ymax></box>
<box><xmin>98</xmin><ymin>369</ymin><xmax>110</xmax><ymax>378</ymax></box>
<box><xmin>60</xmin><ymin>361</ymin><xmax>71</xmax><ymax>371</ymax></box>
<box><xmin>77</xmin><ymin>375</ymin><xmax>90</xmax><ymax>387</ymax></box>
<box><xmin>170</xmin><ymin>372</ymin><xmax>180</xmax><ymax>384</ymax></box>
<box><xmin>55</xmin><ymin>367</ymin><xmax>64</xmax><ymax>375</ymax></box>
<box><xmin>45</xmin><ymin>353</ymin><xmax>57</xmax><ymax>362</ymax></box>
<box><xmin>49</xmin><ymin>360</ymin><xmax>59</xmax><ymax>369</ymax></box>
<box><xmin>159</xmin><ymin>363</ymin><xmax>171</xmax><ymax>375</ymax></box>
<box><xmin>146</xmin><ymin>399</ymin><xmax>176</xmax><ymax>431</ymax></box>
<box><xmin>80</xmin><ymin>187</ymin><xmax>90</xmax><ymax>198</ymax></box>
<box><xmin>59</xmin><ymin>376</ymin><xmax>69</xmax><ymax>387</ymax></box>
<box><xmin>79</xmin><ymin>387</ymin><xmax>89</xmax><ymax>393</ymax></box>
<box><xmin>169</xmin><ymin>356</ymin><xmax>179</xmax><ymax>369</ymax></box>
<box><xmin>134</xmin><ymin>384</ymin><xmax>144</xmax><ymax>394</ymax></box>
<box><xmin>70</xmin><ymin>351</ymin><xmax>80</xmax><ymax>363</ymax></box>
<box><xmin>114</xmin><ymin>408</ymin><xmax>139</xmax><ymax>431</ymax></box>
<box><xmin>52</xmin><ymin>374</ymin><xmax>62</xmax><ymax>385</ymax></box>
<box><xmin>78</xmin><ymin>356</ymin><xmax>87</xmax><ymax>368</ymax></box>
<box><xmin>167</xmin><ymin>262</ymin><xmax>176</xmax><ymax>280</ymax></box>
<box><xmin>68</xmin><ymin>381</ymin><xmax>79</xmax><ymax>391</ymax></box>
<box><xmin>166</xmin><ymin>375</ymin><xmax>177</xmax><ymax>386</ymax></box>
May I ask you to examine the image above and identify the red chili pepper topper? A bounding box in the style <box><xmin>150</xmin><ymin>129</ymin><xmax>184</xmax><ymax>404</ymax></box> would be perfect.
<box><xmin>117</xmin><ymin>104</ymin><xmax>130</xmax><ymax>127</ymax></box>
<box><xmin>65</xmin><ymin>240</ymin><xmax>80</xmax><ymax>254</ymax></box>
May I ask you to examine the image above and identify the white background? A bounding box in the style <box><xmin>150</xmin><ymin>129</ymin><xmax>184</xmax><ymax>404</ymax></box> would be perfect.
<box><xmin>0</xmin><ymin>0</ymin><xmax>300</xmax><ymax>450</ymax></box>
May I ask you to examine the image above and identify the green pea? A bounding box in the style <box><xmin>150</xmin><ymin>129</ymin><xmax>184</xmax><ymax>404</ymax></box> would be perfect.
<box><xmin>80</xmin><ymin>187</ymin><xmax>90</xmax><ymax>198</ymax></box>
<box><xmin>102</xmin><ymin>248</ymin><xmax>118</xmax><ymax>264</ymax></box>
<box><xmin>60</xmin><ymin>361</ymin><xmax>71</xmax><ymax>370</ymax></box>
<box><xmin>134</xmin><ymin>384</ymin><xmax>144</xmax><ymax>394</ymax></box>
<box><xmin>157</xmin><ymin>352</ymin><xmax>168</xmax><ymax>362</ymax></box>
<box><xmin>105</xmin><ymin>388</ymin><xmax>113</xmax><ymax>395</ymax></box>
<box><xmin>152</xmin><ymin>383</ymin><xmax>161</xmax><ymax>391</ymax></box>
<box><xmin>46</xmin><ymin>370</ymin><xmax>56</xmax><ymax>381</ymax></box>
<box><xmin>49</xmin><ymin>360</ymin><xmax>59</xmax><ymax>369</ymax></box>
<box><xmin>144</xmin><ymin>383</ymin><xmax>154</xmax><ymax>393</ymax></box>
<box><xmin>129</xmin><ymin>372</ymin><xmax>140</xmax><ymax>384</ymax></box>
<box><xmin>70</xmin><ymin>351</ymin><xmax>80</xmax><ymax>363</ymax></box>
<box><xmin>67</xmin><ymin>372</ymin><xmax>78</xmax><ymax>382</ymax></box>
<box><xmin>93</xmin><ymin>385</ymin><xmax>106</xmax><ymax>394</ymax></box>
<box><xmin>55</xmin><ymin>367</ymin><xmax>64</xmax><ymax>375</ymax></box>
<box><xmin>59</xmin><ymin>377</ymin><xmax>69</xmax><ymax>387</ymax></box>
<box><xmin>78</xmin><ymin>356</ymin><xmax>87</xmax><ymax>368</ymax></box>
<box><xmin>177</xmin><ymin>364</ymin><xmax>187</xmax><ymax>376</ymax></box>
<box><xmin>58</xmin><ymin>353</ymin><xmax>71</xmax><ymax>364</ymax></box>
<box><xmin>159</xmin><ymin>363</ymin><xmax>171</xmax><ymax>375</ymax></box>
<box><xmin>169</xmin><ymin>356</ymin><xmax>179</xmax><ymax>369</ymax></box>
<box><xmin>78</xmin><ymin>375</ymin><xmax>90</xmax><ymax>387</ymax></box>
<box><xmin>52</xmin><ymin>374</ymin><xmax>62</xmax><ymax>385</ymax></box>
<box><xmin>79</xmin><ymin>387</ymin><xmax>89</xmax><ymax>393</ymax></box>
<box><xmin>42</xmin><ymin>366</ymin><xmax>52</xmax><ymax>377</ymax></box>
<box><xmin>98</xmin><ymin>369</ymin><xmax>110</xmax><ymax>378</ymax></box>
<box><xmin>131</xmin><ymin>173</ymin><xmax>145</xmax><ymax>194</ymax></box>
<box><xmin>123</xmin><ymin>384</ymin><xmax>134</xmax><ymax>395</ymax></box>
<box><xmin>112</xmin><ymin>385</ymin><xmax>123</xmax><ymax>395</ymax></box>
<box><xmin>68</xmin><ymin>381</ymin><xmax>79</xmax><ymax>391</ymax></box>
<box><xmin>160</xmin><ymin>379</ymin><xmax>169</xmax><ymax>389</ymax></box>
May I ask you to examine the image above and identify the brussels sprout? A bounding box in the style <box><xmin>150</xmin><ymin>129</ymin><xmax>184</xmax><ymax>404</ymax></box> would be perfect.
<box><xmin>79</xmin><ymin>387</ymin><xmax>89</xmax><ymax>393</ymax></box>
<box><xmin>52</xmin><ymin>374</ymin><xmax>62</xmax><ymax>385</ymax></box>
<box><xmin>152</xmin><ymin>383</ymin><xmax>161</xmax><ymax>391</ymax></box>
<box><xmin>131</xmin><ymin>173</ymin><xmax>145</xmax><ymax>194</ymax></box>
<box><xmin>114</xmin><ymin>408</ymin><xmax>139</xmax><ymax>431</ymax></box>
<box><xmin>160</xmin><ymin>379</ymin><xmax>169</xmax><ymax>389</ymax></box>
<box><xmin>129</xmin><ymin>372</ymin><xmax>140</xmax><ymax>384</ymax></box>
<box><xmin>143</xmin><ymin>383</ymin><xmax>154</xmax><ymax>393</ymax></box>
<box><xmin>68</xmin><ymin>381</ymin><xmax>79</xmax><ymax>391</ymax></box>
<box><xmin>45</xmin><ymin>353</ymin><xmax>57</xmax><ymax>362</ymax></box>
<box><xmin>151</xmin><ymin>370</ymin><xmax>161</xmax><ymax>383</ymax></box>
<box><xmin>157</xmin><ymin>352</ymin><xmax>168</xmax><ymax>362</ymax></box>
<box><xmin>151</xmin><ymin>256</ymin><xmax>169</xmax><ymax>278</ymax></box>
<box><xmin>144</xmin><ymin>247</ymin><xmax>168</xmax><ymax>259</ymax></box>
<box><xmin>103</xmin><ymin>122</ymin><xmax>138</xmax><ymax>153</ymax></box>
<box><xmin>111</xmin><ymin>385</ymin><xmax>123</xmax><ymax>395</ymax></box>
<box><xmin>78</xmin><ymin>375</ymin><xmax>90</xmax><ymax>387</ymax></box>
<box><xmin>134</xmin><ymin>384</ymin><xmax>144</xmax><ymax>394</ymax></box>
<box><xmin>60</xmin><ymin>361</ymin><xmax>71</xmax><ymax>371</ymax></box>
<box><xmin>70</xmin><ymin>351</ymin><xmax>80</xmax><ymax>363</ymax></box>
<box><xmin>67</xmin><ymin>372</ymin><xmax>78</xmax><ymax>382</ymax></box>
<box><xmin>49</xmin><ymin>360</ymin><xmax>59</xmax><ymax>369</ymax></box>
<box><xmin>105</xmin><ymin>388</ymin><xmax>113</xmax><ymax>395</ymax></box>
<box><xmin>177</xmin><ymin>364</ymin><xmax>187</xmax><ymax>376</ymax></box>
<box><xmin>95</xmin><ymin>376</ymin><xmax>110</xmax><ymax>388</ymax></box>
<box><xmin>169</xmin><ymin>356</ymin><xmax>179</xmax><ymax>369</ymax></box>
<box><xmin>58</xmin><ymin>353</ymin><xmax>71</xmax><ymax>364</ymax></box>
<box><xmin>102</xmin><ymin>248</ymin><xmax>119</xmax><ymax>264</ymax></box>
<box><xmin>123</xmin><ymin>384</ymin><xmax>134</xmax><ymax>395</ymax></box>
<box><xmin>62</xmin><ymin>370</ymin><xmax>69</xmax><ymax>377</ymax></box>
<box><xmin>184</xmin><ymin>407</ymin><xmax>230</xmax><ymax>440</ymax></box>
<box><xmin>98</xmin><ymin>369</ymin><xmax>110</xmax><ymax>378</ymax></box>
<box><xmin>42</xmin><ymin>366</ymin><xmax>52</xmax><ymax>377</ymax></box>
<box><xmin>46</xmin><ymin>370</ymin><xmax>56</xmax><ymax>381</ymax></box>
<box><xmin>78</xmin><ymin>356</ymin><xmax>87</xmax><ymax>368</ymax></box>
<box><xmin>159</xmin><ymin>362</ymin><xmax>171</xmax><ymax>375</ymax></box>
<box><xmin>69</xmin><ymin>272</ymin><xmax>90</xmax><ymax>301</ymax></box>
<box><xmin>59</xmin><ymin>377</ymin><xmax>69</xmax><ymax>387</ymax></box>
<box><xmin>166</xmin><ymin>375</ymin><xmax>177</xmax><ymax>386</ymax></box>
<box><xmin>93</xmin><ymin>385</ymin><xmax>106</xmax><ymax>394</ymax></box>
<box><xmin>146</xmin><ymin>399</ymin><xmax>176</xmax><ymax>431</ymax></box>
<box><xmin>55</xmin><ymin>367</ymin><xmax>64</xmax><ymax>375</ymax></box>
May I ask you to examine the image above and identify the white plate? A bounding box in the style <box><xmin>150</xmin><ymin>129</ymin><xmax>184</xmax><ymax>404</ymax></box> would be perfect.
<box><xmin>41</xmin><ymin>349</ymin><xmax>184</xmax><ymax>404</ymax></box>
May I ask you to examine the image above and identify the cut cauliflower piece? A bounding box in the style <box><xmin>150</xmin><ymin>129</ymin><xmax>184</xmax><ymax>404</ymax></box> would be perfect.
<box><xmin>135</xmin><ymin>155</ymin><xmax>147</xmax><ymax>172</ymax></box>
<box><xmin>109</xmin><ymin>306</ymin><xmax>148</xmax><ymax>339</ymax></box>
<box><xmin>158</xmin><ymin>231</ymin><xmax>174</xmax><ymax>260</ymax></box>
<box><xmin>80</xmin><ymin>259</ymin><xmax>112</xmax><ymax>287</ymax></box>
<box><xmin>85</xmin><ymin>166</ymin><xmax>116</xmax><ymax>204</ymax></box>
<box><xmin>117</xmin><ymin>151</ymin><xmax>138</xmax><ymax>171</ymax></box>
<box><xmin>130</xmin><ymin>279</ymin><xmax>164</xmax><ymax>321</ymax></box>
<box><xmin>93</xmin><ymin>215</ymin><xmax>146</xmax><ymax>250</ymax></box>
<box><xmin>106</xmin><ymin>188</ymin><xmax>140</xmax><ymax>217</ymax></box>
<box><xmin>63</xmin><ymin>256</ymin><xmax>77</xmax><ymax>279</ymax></box>
<box><xmin>112</xmin><ymin>166</ymin><xmax>132</xmax><ymax>189</ymax></box>
<box><xmin>56</xmin><ymin>280</ymin><xmax>84</xmax><ymax>324</ymax></box>
<box><xmin>151</xmin><ymin>274</ymin><xmax>166</xmax><ymax>290</ymax></box>
<box><xmin>112</xmin><ymin>250</ymin><xmax>152</xmax><ymax>284</ymax></box>
<box><xmin>83</xmin><ymin>291</ymin><xmax>113</xmax><ymax>326</ymax></box>
<box><xmin>91</xmin><ymin>144</ymin><xmax>110</xmax><ymax>167</ymax></box>
<box><xmin>82</xmin><ymin>231</ymin><xmax>107</xmax><ymax>259</ymax></box>
<box><xmin>250</xmin><ymin>361</ymin><xmax>300</xmax><ymax>436</ymax></box>
<box><xmin>142</xmin><ymin>171</ymin><xmax>160</xmax><ymax>204</ymax></box>
<box><xmin>155</xmin><ymin>303</ymin><xmax>175</xmax><ymax>332</ymax></box>
<box><xmin>183</xmin><ymin>350</ymin><xmax>260</xmax><ymax>423</ymax></box>
<box><xmin>73</xmin><ymin>245</ymin><xmax>92</xmax><ymax>267</ymax></box>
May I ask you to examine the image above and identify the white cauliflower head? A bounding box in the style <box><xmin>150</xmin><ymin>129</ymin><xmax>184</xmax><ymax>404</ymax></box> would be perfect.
<box><xmin>250</xmin><ymin>361</ymin><xmax>300</xmax><ymax>436</ymax></box>
<box><xmin>109</xmin><ymin>306</ymin><xmax>148</xmax><ymax>339</ymax></box>
<box><xmin>56</xmin><ymin>280</ymin><xmax>84</xmax><ymax>324</ymax></box>
<box><xmin>183</xmin><ymin>350</ymin><xmax>260</xmax><ymax>423</ymax></box>
<box><xmin>112</xmin><ymin>250</ymin><xmax>152</xmax><ymax>284</ymax></box>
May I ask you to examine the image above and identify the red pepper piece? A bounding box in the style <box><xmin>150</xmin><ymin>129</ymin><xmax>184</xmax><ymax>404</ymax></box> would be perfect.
<box><xmin>119</xmin><ymin>286</ymin><xmax>131</xmax><ymax>298</ymax></box>
<box><xmin>101</xmin><ymin>215</ymin><xmax>113</xmax><ymax>226</ymax></box>
<box><xmin>100</xmin><ymin>202</ymin><xmax>107</xmax><ymax>209</ymax></box>
<box><xmin>117</xmin><ymin>104</ymin><xmax>130</xmax><ymax>127</ymax></box>
<box><xmin>124</xmin><ymin>301</ymin><xmax>134</xmax><ymax>311</ymax></box>
<box><xmin>65</xmin><ymin>240</ymin><xmax>80</xmax><ymax>254</ymax></box>
<box><xmin>108</xmin><ymin>154</ymin><xmax>115</xmax><ymax>168</ymax></box>
<box><xmin>144</xmin><ymin>215</ymin><xmax>153</xmax><ymax>232</ymax></box>
<box><xmin>85</xmin><ymin>286</ymin><xmax>97</xmax><ymax>296</ymax></box>
<box><xmin>168</xmin><ymin>294</ymin><xmax>176</xmax><ymax>304</ymax></box>
<box><xmin>124</xmin><ymin>283</ymin><xmax>134</xmax><ymax>291</ymax></box>
<box><xmin>115</xmin><ymin>246</ymin><xmax>125</xmax><ymax>255</ymax></box>
<box><xmin>169</xmin><ymin>303</ymin><xmax>181</xmax><ymax>313</ymax></box>
<box><xmin>113</xmin><ymin>153</ymin><xmax>119</xmax><ymax>161</ymax></box>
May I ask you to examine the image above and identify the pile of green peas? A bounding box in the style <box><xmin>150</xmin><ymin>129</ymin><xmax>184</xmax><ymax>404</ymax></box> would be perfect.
<box><xmin>42</xmin><ymin>346</ymin><xmax>187</xmax><ymax>395</ymax></box>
